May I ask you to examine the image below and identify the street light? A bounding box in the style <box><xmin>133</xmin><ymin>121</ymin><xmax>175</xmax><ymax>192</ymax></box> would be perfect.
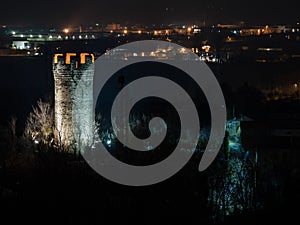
<box><xmin>63</xmin><ymin>28</ymin><xmax>69</xmax><ymax>34</ymax></box>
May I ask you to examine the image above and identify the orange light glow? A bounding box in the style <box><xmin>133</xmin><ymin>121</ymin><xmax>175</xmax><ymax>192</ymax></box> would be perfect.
<box><xmin>80</xmin><ymin>53</ymin><xmax>89</xmax><ymax>64</ymax></box>
<box><xmin>54</xmin><ymin>53</ymin><xmax>95</xmax><ymax>65</ymax></box>
<box><xmin>54</xmin><ymin>54</ymin><xmax>63</xmax><ymax>64</ymax></box>
<box><xmin>66</xmin><ymin>53</ymin><xmax>77</xmax><ymax>64</ymax></box>
<box><xmin>202</xmin><ymin>45</ymin><xmax>211</xmax><ymax>53</ymax></box>
<box><xmin>80</xmin><ymin>53</ymin><xmax>95</xmax><ymax>64</ymax></box>
<box><xmin>63</xmin><ymin>28</ymin><xmax>70</xmax><ymax>34</ymax></box>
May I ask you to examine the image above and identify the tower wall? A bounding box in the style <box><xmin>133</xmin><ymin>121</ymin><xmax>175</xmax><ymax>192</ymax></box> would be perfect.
<box><xmin>52</xmin><ymin>53</ymin><xmax>94</xmax><ymax>152</ymax></box>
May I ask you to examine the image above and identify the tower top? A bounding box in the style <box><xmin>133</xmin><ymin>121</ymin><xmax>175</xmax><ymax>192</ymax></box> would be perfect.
<box><xmin>53</xmin><ymin>52</ymin><xmax>95</xmax><ymax>65</ymax></box>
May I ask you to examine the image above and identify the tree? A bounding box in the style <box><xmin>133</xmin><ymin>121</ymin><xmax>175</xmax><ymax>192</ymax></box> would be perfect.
<box><xmin>24</xmin><ymin>100</ymin><xmax>54</xmax><ymax>146</ymax></box>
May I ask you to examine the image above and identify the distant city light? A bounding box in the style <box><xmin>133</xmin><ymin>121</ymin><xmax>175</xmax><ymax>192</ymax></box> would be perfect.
<box><xmin>257</xmin><ymin>29</ymin><xmax>261</xmax><ymax>35</ymax></box>
<box><xmin>138</xmin><ymin>30</ymin><xmax>142</xmax><ymax>34</ymax></box>
<box><xmin>63</xmin><ymin>28</ymin><xmax>69</xmax><ymax>34</ymax></box>
<box><xmin>202</xmin><ymin>45</ymin><xmax>211</xmax><ymax>53</ymax></box>
<box><xmin>11</xmin><ymin>31</ymin><xmax>16</xmax><ymax>35</ymax></box>
<box><xmin>193</xmin><ymin>28</ymin><xmax>201</xmax><ymax>33</ymax></box>
<box><xmin>123</xmin><ymin>29</ymin><xmax>128</xmax><ymax>34</ymax></box>
<box><xmin>187</xmin><ymin>27</ymin><xmax>192</xmax><ymax>32</ymax></box>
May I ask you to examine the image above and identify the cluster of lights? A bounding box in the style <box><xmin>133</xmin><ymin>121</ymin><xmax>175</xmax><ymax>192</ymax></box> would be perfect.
<box><xmin>9</xmin><ymin>25</ymin><xmax>199</xmax><ymax>42</ymax></box>
<box><xmin>199</xmin><ymin>53</ymin><xmax>218</xmax><ymax>63</ymax></box>
<box><xmin>121</xmin><ymin>29</ymin><xmax>143</xmax><ymax>35</ymax></box>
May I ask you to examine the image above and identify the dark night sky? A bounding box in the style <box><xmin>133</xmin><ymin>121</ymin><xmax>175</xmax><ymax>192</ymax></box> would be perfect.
<box><xmin>0</xmin><ymin>0</ymin><xmax>299</xmax><ymax>26</ymax></box>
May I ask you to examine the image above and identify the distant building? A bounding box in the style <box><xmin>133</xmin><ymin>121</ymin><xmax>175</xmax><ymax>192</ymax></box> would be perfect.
<box><xmin>216</xmin><ymin>24</ymin><xmax>239</xmax><ymax>29</ymax></box>
<box><xmin>241</xmin><ymin>112</ymin><xmax>300</xmax><ymax>149</ymax></box>
<box><xmin>11</xmin><ymin>40</ymin><xmax>30</xmax><ymax>50</ymax></box>
<box><xmin>106</xmin><ymin>23</ymin><xmax>121</xmax><ymax>31</ymax></box>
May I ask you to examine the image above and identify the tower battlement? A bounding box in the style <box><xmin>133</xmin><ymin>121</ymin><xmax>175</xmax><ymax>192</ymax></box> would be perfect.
<box><xmin>52</xmin><ymin>52</ymin><xmax>95</xmax><ymax>152</ymax></box>
<box><xmin>53</xmin><ymin>53</ymin><xmax>95</xmax><ymax>69</ymax></box>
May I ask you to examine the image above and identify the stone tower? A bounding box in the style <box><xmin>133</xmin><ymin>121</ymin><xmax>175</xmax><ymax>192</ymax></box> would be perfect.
<box><xmin>52</xmin><ymin>53</ymin><xmax>95</xmax><ymax>152</ymax></box>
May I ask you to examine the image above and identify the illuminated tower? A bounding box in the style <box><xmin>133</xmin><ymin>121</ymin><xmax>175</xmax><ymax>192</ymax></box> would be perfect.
<box><xmin>53</xmin><ymin>53</ymin><xmax>95</xmax><ymax>152</ymax></box>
